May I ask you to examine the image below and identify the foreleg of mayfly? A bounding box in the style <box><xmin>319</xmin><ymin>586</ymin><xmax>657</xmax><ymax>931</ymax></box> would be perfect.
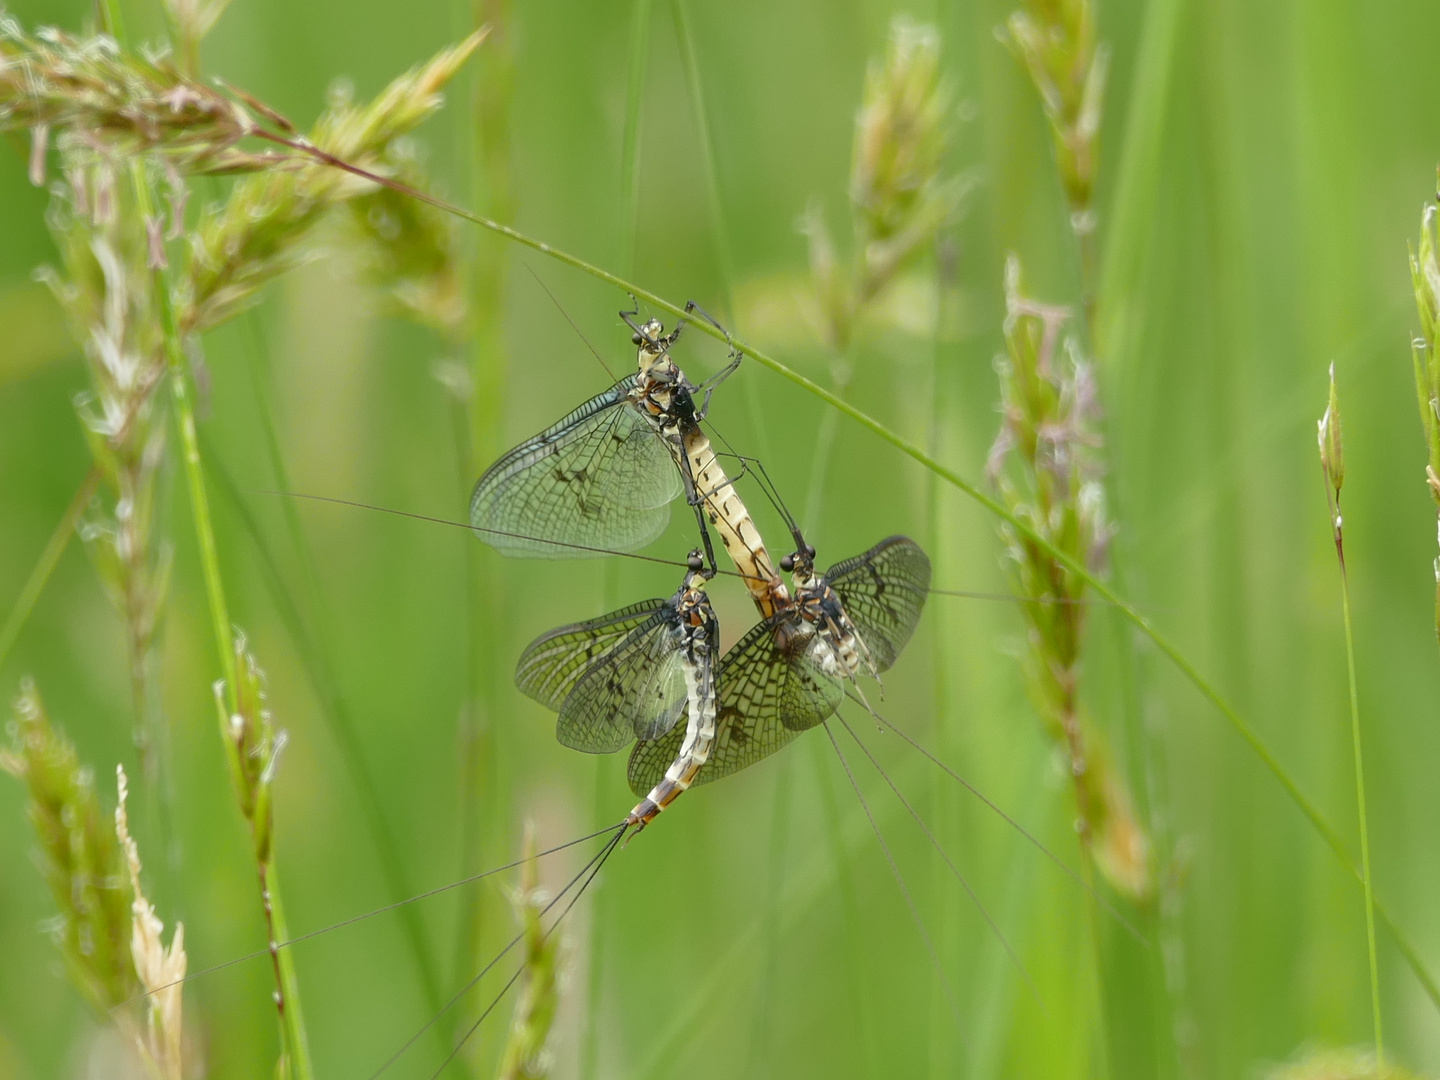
<box><xmin>696</xmin><ymin>348</ymin><xmax>743</xmax><ymax>420</ymax></box>
<box><xmin>821</xmin><ymin>721</ymin><xmax>965</xmax><ymax>1029</ymax></box>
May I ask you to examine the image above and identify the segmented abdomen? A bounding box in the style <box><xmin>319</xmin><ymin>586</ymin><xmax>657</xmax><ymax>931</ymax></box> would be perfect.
<box><xmin>679</xmin><ymin>428</ymin><xmax>789</xmax><ymax>618</ymax></box>
<box><xmin>627</xmin><ymin>648</ymin><xmax>717</xmax><ymax>827</ymax></box>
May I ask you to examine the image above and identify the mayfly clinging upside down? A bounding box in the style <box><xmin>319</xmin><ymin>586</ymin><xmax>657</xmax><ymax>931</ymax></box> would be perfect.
<box><xmin>476</xmin><ymin>308</ymin><xmax>930</xmax><ymax>828</ymax></box>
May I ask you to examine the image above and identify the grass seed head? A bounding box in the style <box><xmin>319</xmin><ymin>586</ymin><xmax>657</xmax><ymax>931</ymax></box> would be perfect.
<box><xmin>2</xmin><ymin>680</ymin><xmax>138</xmax><ymax>1014</ymax></box>
<box><xmin>1003</xmin><ymin>0</ymin><xmax>1108</xmax><ymax>223</ymax></box>
<box><xmin>989</xmin><ymin>256</ymin><xmax>1150</xmax><ymax>900</ymax></box>
<box><xmin>181</xmin><ymin>31</ymin><xmax>483</xmax><ymax>336</ymax></box>
<box><xmin>803</xmin><ymin>17</ymin><xmax>973</xmax><ymax>352</ymax></box>
<box><xmin>116</xmin><ymin>766</ymin><xmax>187</xmax><ymax>1080</ymax></box>
<box><xmin>213</xmin><ymin>631</ymin><xmax>285</xmax><ymax>863</ymax></box>
<box><xmin>347</xmin><ymin>144</ymin><xmax>468</xmax><ymax>341</ymax></box>
<box><xmin>0</xmin><ymin>21</ymin><xmax>255</xmax><ymax>174</ymax></box>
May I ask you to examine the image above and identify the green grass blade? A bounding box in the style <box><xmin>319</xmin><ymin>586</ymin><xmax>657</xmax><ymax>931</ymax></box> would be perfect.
<box><xmin>0</xmin><ymin>466</ymin><xmax>98</xmax><ymax>672</ymax></box>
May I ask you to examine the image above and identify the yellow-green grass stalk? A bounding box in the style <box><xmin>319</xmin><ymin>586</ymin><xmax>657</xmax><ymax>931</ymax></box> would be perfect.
<box><xmin>1318</xmin><ymin>366</ymin><xmax>1383</xmax><ymax>1067</ymax></box>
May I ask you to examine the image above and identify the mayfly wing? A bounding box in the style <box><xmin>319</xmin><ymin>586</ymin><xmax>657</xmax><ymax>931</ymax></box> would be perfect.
<box><xmin>625</xmin><ymin>614</ymin><xmax>843</xmax><ymax>797</ymax></box>
<box><xmin>825</xmin><ymin>535</ymin><xmax>932</xmax><ymax>672</ymax></box>
<box><xmin>516</xmin><ymin>599</ymin><xmax>689</xmax><ymax>754</ymax></box>
<box><xmin>469</xmin><ymin>375</ymin><xmax>683</xmax><ymax>558</ymax></box>
<box><xmin>516</xmin><ymin>599</ymin><xmax>670</xmax><ymax>710</ymax></box>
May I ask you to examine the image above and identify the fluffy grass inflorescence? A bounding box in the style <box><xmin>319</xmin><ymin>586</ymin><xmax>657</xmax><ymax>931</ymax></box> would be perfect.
<box><xmin>1002</xmin><ymin>0</ymin><xmax>1107</xmax><ymax>254</ymax></box>
<box><xmin>1408</xmin><ymin>200</ymin><xmax>1440</xmax><ymax>645</ymax></box>
<box><xmin>181</xmin><ymin>30</ymin><xmax>482</xmax><ymax>336</ymax></box>
<box><xmin>0</xmin><ymin>20</ymin><xmax>255</xmax><ymax>173</ymax></box>
<box><xmin>2</xmin><ymin>683</ymin><xmax>189</xmax><ymax>1077</ymax></box>
<box><xmin>988</xmin><ymin>256</ymin><xmax>1150</xmax><ymax>901</ymax></box>
<box><xmin>40</xmin><ymin>164</ymin><xmax>173</xmax><ymax>795</ymax></box>
<box><xmin>801</xmin><ymin>17</ymin><xmax>973</xmax><ymax>354</ymax></box>
<box><xmin>1</xmin><ymin>679</ymin><xmax>136</xmax><ymax>1015</ymax></box>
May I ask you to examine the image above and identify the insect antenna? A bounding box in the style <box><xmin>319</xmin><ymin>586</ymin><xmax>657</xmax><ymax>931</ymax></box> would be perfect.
<box><xmin>834</xmin><ymin>712</ymin><xmax>1043</xmax><ymax>1008</ymax></box>
<box><xmin>414</xmin><ymin>824</ymin><xmax>629</xmax><ymax>1080</ymax></box>
<box><xmin>849</xmin><ymin>693</ymin><xmax>1146</xmax><ymax>944</ymax></box>
<box><xmin>821</xmin><ymin>721</ymin><xmax>966</xmax><ymax>1033</ymax></box>
<box><xmin>522</xmin><ymin>262</ymin><xmax>618</xmax><ymax>381</ymax></box>
<box><xmin>371</xmin><ymin>822</ymin><xmax>629</xmax><ymax>1080</ymax></box>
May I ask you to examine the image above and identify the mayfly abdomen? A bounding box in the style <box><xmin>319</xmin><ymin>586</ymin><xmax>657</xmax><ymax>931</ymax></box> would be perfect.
<box><xmin>680</xmin><ymin>427</ymin><xmax>789</xmax><ymax>618</ymax></box>
<box><xmin>627</xmin><ymin>646</ymin><xmax>718</xmax><ymax>827</ymax></box>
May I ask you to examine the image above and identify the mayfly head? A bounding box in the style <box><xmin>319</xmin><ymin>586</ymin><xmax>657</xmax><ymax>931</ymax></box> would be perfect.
<box><xmin>779</xmin><ymin>536</ymin><xmax>818</xmax><ymax>587</ymax></box>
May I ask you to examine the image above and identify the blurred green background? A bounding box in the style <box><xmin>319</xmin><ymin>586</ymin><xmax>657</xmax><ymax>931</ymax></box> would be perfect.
<box><xmin>4</xmin><ymin>0</ymin><xmax>1440</xmax><ymax>1077</ymax></box>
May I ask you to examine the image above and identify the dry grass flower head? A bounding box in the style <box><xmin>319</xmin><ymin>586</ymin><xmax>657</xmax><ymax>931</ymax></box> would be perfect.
<box><xmin>116</xmin><ymin>765</ymin><xmax>187</xmax><ymax>1080</ymax></box>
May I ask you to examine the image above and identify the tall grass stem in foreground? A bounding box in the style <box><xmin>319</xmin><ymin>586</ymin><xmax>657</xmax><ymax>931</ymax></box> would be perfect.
<box><xmin>1318</xmin><ymin>365</ymin><xmax>1383</xmax><ymax>1066</ymax></box>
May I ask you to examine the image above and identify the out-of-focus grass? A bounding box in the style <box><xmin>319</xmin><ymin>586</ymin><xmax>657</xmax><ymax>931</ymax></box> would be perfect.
<box><xmin>4</xmin><ymin>0</ymin><xmax>1440</xmax><ymax>1078</ymax></box>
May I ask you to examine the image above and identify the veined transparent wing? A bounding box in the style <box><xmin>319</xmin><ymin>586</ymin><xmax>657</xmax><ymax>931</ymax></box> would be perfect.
<box><xmin>625</xmin><ymin>614</ymin><xmax>842</xmax><ymax>797</ymax></box>
<box><xmin>469</xmin><ymin>376</ymin><xmax>683</xmax><ymax>558</ymax></box>
<box><xmin>826</xmin><ymin>536</ymin><xmax>931</xmax><ymax>672</ymax></box>
<box><xmin>516</xmin><ymin>599</ymin><xmax>669</xmax><ymax>710</ymax></box>
<box><xmin>516</xmin><ymin>600</ymin><xmax>689</xmax><ymax>754</ymax></box>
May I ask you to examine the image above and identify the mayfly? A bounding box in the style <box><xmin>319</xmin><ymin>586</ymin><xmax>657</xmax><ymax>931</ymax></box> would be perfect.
<box><xmin>468</xmin><ymin>309</ymin><xmax>790</xmax><ymax>616</ymax></box>
<box><xmin>628</xmin><ymin>534</ymin><xmax>931</xmax><ymax>796</ymax></box>
<box><xmin>514</xmin><ymin>550</ymin><xmax>719</xmax><ymax>829</ymax></box>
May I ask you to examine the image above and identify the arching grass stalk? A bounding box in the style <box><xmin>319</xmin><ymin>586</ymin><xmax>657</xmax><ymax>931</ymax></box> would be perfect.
<box><xmin>275</xmin><ymin>138</ymin><xmax>1440</xmax><ymax>1010</ymax></box>
<box><xmin>1317</xmin><ymin>366</ymin><xmax>1383</xmax><ymax>1067</ymax></box>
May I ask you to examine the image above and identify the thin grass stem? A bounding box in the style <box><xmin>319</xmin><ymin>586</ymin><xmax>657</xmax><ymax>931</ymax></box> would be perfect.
<box><xmin>277</xmin><ymin>142</ymin><xmax>1440</xmax><ymax>1010</ymax></box>
<box><xmin>1339</xmin><ymin>555</ymin><xmax>1383</xmax><ymax>1064</ymax></box>
<box><xmin>0</xmin><ymin>466</ymin><xmax>100</xmax><ymax>672</ymax></box>
<box><xmin>1320</xmin><ymin>381</ymin><xmax>1384</xmax><ymax>1065</ymax></box>
<box><xmin>140</xmin><ymin>164</ymin><xmax>313</xmax><ymax>1079</ymax></box>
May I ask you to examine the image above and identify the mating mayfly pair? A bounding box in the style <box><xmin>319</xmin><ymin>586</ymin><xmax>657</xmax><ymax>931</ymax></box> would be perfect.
<box><xmin>470</xmin><ymin>305</ymin><xmax>931</xmax><ymax>831</ymax></box>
